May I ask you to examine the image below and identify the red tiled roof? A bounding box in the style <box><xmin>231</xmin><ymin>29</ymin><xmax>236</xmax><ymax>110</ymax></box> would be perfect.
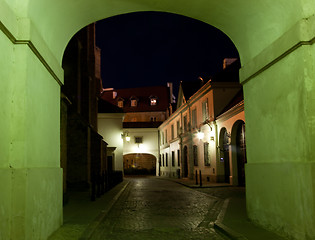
<box><xmin>100</xmin><ymin>86</ymin><xmax>170</xmax><ymax>112</ymax></box>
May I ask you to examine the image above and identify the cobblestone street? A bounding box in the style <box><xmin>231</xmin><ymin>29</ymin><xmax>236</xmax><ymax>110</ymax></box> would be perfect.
<box><xmin>90</xmin><ymin>177</ymin><xmax>225</xmax><ymax>240</ymax></box>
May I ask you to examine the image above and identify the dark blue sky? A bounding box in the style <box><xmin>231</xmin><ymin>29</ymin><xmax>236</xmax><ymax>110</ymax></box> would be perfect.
<box><xmin>95</xmin><ymin>12</ymin><xmax>239</xmax><ymax>96</ymax></box>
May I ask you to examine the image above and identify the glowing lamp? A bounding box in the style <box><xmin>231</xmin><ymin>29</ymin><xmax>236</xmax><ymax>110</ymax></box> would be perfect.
<box><xmin>126</xmin><ymin>136</ymin><xmax>130</xmax><ymax>142</ymax></box>
<box><xmin>197</xmin><ymin>131</ymin><xmax>204</xmax><ymax>140</ymax></box>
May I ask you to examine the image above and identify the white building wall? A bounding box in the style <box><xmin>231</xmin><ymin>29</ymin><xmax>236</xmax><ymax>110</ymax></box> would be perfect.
<box><xmin>159</xmin><ymin>113</ymin><xmax>181</xmax><ymax>177</ymax></box>
<box><xmin>97</xmin><ymin>113</ymin><xmax>125</xmax><ymax>171</ymax></box>
<box><xmin>123</xmin><ymin>128</ymin><xmax>159</xmax><ymax>172</ymax></box>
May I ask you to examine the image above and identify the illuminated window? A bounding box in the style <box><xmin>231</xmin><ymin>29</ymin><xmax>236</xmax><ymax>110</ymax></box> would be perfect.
<box><xmin>130</xmin><ymin>96</ymin><xmax>138</xmax><ymax>107</ymax></box>
<box><xmin>149</xmin><ymin>95</ymin><xmax>158</xmax><ymax>106</ymax></box>
<box><xmin>118</xmin><ymin>100</ymin><xmax>123</xmax><ymax>108</ymax></box>
<box><xmin>150</xmin><ymin>98</ymin><xmax>157</xmax><ymax>105</ymax></box>
<box><xmin>131</xmin><ymin>99</ymin><xmax>137</xmax><ymax>107</ymax></box>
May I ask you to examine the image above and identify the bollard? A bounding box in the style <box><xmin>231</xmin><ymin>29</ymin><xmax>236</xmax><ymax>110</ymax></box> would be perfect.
<box><xmin>199</xmin><ymin>170</ymin><xmax>202</xmax><ymax>187</ymax></box>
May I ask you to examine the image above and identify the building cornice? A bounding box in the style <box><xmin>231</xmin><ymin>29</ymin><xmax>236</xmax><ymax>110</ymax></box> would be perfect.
<box><xmin>216</xmin><ymin>100</ymin><xmax>244</xmax><ymax>122</ymax></box>
<box><xmin>98</xmin><ymin>113</ymin><xmax>125</xmax><ymax>119</ymax></box>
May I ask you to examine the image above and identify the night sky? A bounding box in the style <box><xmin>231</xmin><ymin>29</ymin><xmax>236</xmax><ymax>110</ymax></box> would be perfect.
<box><xmin>95</xmin><ymin>11</ymin><xmax>239</xmax><ymax>97</ymax></box>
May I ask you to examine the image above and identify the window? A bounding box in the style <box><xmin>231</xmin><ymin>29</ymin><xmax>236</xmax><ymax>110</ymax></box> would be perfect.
<box><xmin>172</xmin><ymin>151</ymin><xmax>175</xmax><ymax>167</ymax></box>
<box><xmin>165</xmin><ymin>130</ymin><xmax>168</xmax><ymax>143</ymax></box>
<box><xmin>151</xmin><ymin>117</ymin><xmax>157</xmax><ymax>122</ymax></box>
<box><xmin>159</xmin><ymin>155</ymin><xmax>161</xmax><ymax>166</ymax></box>
<box><xmin>150</xmin><ymin>98</ymin><xmax>157</xmax><ymax>105</ymax></box>
<box><xmin>192</xmin><ymin>108</ymin><xmax>197</xmax><ymax>129</ymax></box>
<box><xmin>162</xmin><ymin>154</ymin><xmax>165</xmax><ymax>167</ymax></box>
<box><xmin>135</xmin><ymin>136</ymin><xmax>143</xmax><ymax>144</ymax></box>
<box><xmin>177</xmin><ymin>149</ymin><xmax>180</xmax><ymax>166</ymax></box>
<box><xmin>131</xmin><ymin>99</ymin><xmax>137</xmax><ymax>107</ymax></box>
<box><xmin>118</xmin><ymin>100</ymin><xmax>123</xmax><ymax>108</ymax></box>
<box><xmin>202</xmin><ymin>99</ymin><xmax>209</xmax><ymax>121</ymax></box>
<box><xmin>165</xmin><ymin>153</ymin><xmax>168</xmax><ymax>167</ymax></box>
<box><xmin>193</xmin><ymin>145</ymin><xmax>198</xmax><ymax>166</ymax></box>
<box><xmin>183</xmin><ymin>115</ymin><xmax>188</xmax><ymax>132</ymax></box>
<box><xmin>204</xmin><ymin>142</ymin><xmax>210</xmax><ymax>166</ymax></box>
<box><xmin>149</xmin><ymin>95</ymin><xmax>158</xmax><ymax>106</ymax></box>
<box><xmin>176</xmin><ymin>120</ymin><xmax>180</xmax><ymax>137</ymax></box>
<box><xmin>171</xmin><ymin>124</ymin><xmax>174</xmax><ymax>139</ymax></box>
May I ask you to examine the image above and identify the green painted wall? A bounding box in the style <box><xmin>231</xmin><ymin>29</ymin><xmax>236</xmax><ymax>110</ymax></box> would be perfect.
<box><xmin>244</xmin><ymin>44</ymin><xmax>315</xmax><ymax>238</ymax></box>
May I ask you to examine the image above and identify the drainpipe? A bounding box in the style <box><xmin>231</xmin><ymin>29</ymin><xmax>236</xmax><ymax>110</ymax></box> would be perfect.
<box><xmin>180</xmin><ymin>111</ymin><xmax>183</xmax><ymax>178</ymax></box>
<box><xmin>188</xmin><ymin>103</ymin><xmax>194</xmax><ymax>180</ymax></box>
<box><xmin>158</xmin><ymin>129</ymin><xmax>160</xmax><ymax>176</ymax></box>
<box><xmin>214</xmin><ymin>120</ymin><xmax>219</xmax><ymax>180</ymax></box>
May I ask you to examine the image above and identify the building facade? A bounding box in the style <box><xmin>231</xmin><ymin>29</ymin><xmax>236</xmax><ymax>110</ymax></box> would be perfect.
<box><xmin>100</xmin><ymin>85</ymin><xmax>173</xmax><ymax>175</ymax></box>
<box><xmin>159</xmin><ymin>61</ymin><xmax>246</xmax><ymax>185</ymax></box>
<box><xmin>61</xmin><ymin>23</ymin><xmax>106</xmax><ymax>201</ymax></box>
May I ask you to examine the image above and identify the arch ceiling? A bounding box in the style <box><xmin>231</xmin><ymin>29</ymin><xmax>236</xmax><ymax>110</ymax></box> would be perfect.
<box><xmin>15</xmin><ymin>0</ymin><xmax>313</xmax><ymax>65</ymax></box>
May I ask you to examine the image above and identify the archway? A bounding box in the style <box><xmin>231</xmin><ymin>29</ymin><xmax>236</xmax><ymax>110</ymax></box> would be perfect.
<box><xmin>219</xmin><ymin>128</ymin><xmax>230</xmax><ymax>183</ymax></box>
<box><xmin>123</xmin><ymin>153</ymin><xmax>156</xmax><ymax>175</ymax></box>
<box><xmin>231</xmin><ymin>120</ymin><xmax>246</xmax><ymax>186</ymax></box>
<box><xmin>2</xmin><ymin>1</ymin><xmax>315</xmax><ymax>239</ymax></box>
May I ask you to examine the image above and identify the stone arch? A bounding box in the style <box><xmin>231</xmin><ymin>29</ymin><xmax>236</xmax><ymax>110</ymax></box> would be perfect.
<box><xmin>123</xmin><ymin>153</ymin><xmax>156</xmax><ymax>175</ymax></box>
<box><xmin>2</xmin><ymin>1</ymin><xmax>315</xmax><ymax>239</ymax></box>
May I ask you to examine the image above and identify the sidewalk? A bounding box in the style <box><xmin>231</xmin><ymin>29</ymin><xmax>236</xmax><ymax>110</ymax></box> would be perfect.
<box><xmin>48</xmin><ymin>180</ymin><xmax>130</xmax><ymax>240</ymax></box>
<box><xmin>166</xmin><ymin>177</ymin><xmax>286</xmax><ymax>240</ymax></box>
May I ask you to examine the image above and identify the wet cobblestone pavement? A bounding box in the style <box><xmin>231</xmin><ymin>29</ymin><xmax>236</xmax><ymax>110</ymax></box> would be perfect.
<box><xmin>90</xmin><ymin>177</ymin><xmax>225</xmax><ymax>240</ymax></box>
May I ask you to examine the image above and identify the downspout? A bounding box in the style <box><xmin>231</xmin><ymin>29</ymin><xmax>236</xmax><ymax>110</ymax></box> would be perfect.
<box><xmin>213</xmin><ymin>120</ymin><xmax>219</xmax><ymax>180</ymax></box>
<box><xmin>188</xmin><ymin>102</ymin><xmax>194</xmax><ymax>180</ymax></box>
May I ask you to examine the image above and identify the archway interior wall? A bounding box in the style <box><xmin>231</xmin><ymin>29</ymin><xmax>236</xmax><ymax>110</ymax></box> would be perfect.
<box><xmin>0</xmin><ymin>28</ymin><xmax>62</xmax><ymax>239</ymax></box>
<box><xmin>11</xmin><ymin>0</ymin><xmax>312</xmax><ymax>67</ymax></box>
<box><xmin>244</xmin><ymin>43</ymin><xmax>315</xmax><ymax>239</ymax></box>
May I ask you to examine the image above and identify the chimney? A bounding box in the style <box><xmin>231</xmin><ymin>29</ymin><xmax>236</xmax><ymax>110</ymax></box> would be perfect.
<box><xmin>223</xmin><ymin>58</ymin><xmax>238</xmax><ymax>69</ymax></box>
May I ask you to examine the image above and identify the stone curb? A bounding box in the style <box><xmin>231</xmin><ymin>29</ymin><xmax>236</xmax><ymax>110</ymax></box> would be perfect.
<box><xmin>213</xmin><ymin>198</ymin><xmax>247</xmax><ymax>240</ymax></box>
<box><xmin>79</xmin><ymin>181</ymin><xmax>130</xmax><ymax>240</ymax></box>
<box><xmin>214</xmin><ymin>222</ymin><xmax>248</xmax><ymax>240</ymax></box>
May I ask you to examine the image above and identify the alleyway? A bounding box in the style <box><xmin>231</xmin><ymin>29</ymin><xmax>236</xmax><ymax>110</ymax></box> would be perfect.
<box><xmin>90</xmin><ymin>177</ymin><xmax>225</xmax><ymax>240</ymax></box>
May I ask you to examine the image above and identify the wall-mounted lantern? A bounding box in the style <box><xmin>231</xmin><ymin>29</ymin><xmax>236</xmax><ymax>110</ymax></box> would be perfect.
<box><xmin>122</xmin><ymin>131</ymin><xmax>130</xmax><ymax>142</ymax></box>
<box><xmin>197</xmin><ymin>130</ymin><xmax>204</xmax><ymax>140</ymax></box>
